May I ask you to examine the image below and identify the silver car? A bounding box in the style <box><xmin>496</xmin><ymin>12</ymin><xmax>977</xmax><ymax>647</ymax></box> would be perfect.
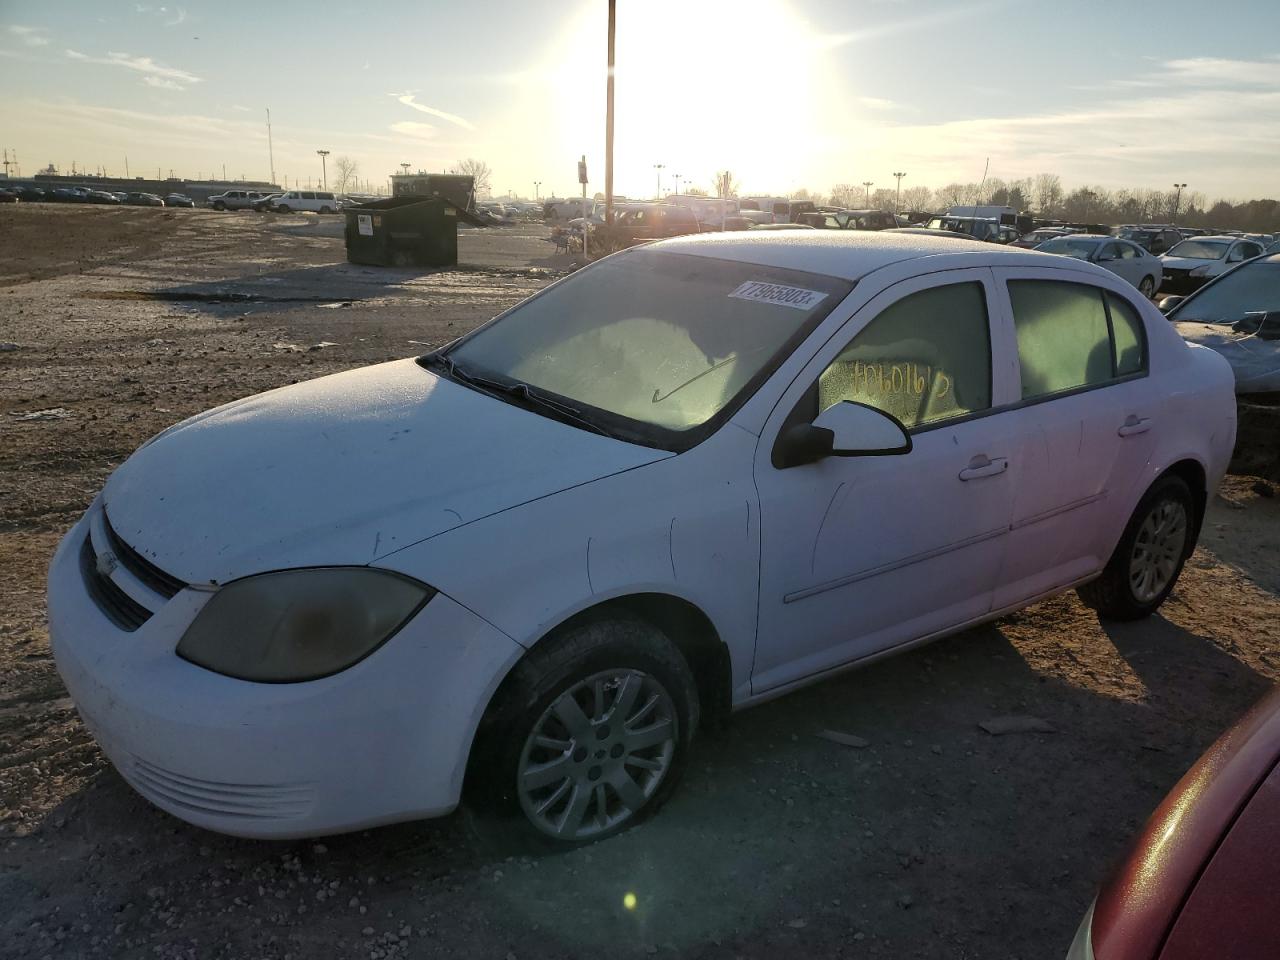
<box><xmin>1035</xmin><ymin>234</ymin><xmax>1163</xmax><ymax>298</ymax></box>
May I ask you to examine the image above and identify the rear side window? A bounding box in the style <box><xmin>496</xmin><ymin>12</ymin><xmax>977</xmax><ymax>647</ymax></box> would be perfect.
<box><xmin>1107</xmin><ymin>292</ymin><xmax>1147</xmax><ymax>377</ymax></box>
<box><xmin>1009</xmin><ymin>281</ymin><xmax>1146</xmax><ymax>400</ymax></box>
<box><xmin>818</xmin><ymin>281</ymin><xmax>992</xmax><ymax>430</ymax></box>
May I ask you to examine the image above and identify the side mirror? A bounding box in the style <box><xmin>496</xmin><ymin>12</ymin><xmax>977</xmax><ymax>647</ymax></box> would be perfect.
<box><xmin>1158</xmin><ymin>295</ymin><xmax>1185</xmax><ymax>314</ymax></box>
<box><xmin>774</xmin><ymin>401</ymin><xmax>912</xmax><ymax>468</ymax></box>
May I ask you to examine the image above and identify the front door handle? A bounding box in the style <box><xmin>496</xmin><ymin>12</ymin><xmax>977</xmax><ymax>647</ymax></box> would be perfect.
<box><xmin>1118</xmin><ymin>415</ymin><xmax>1152</xmax><ymax>437</ymax></box>
<box><xmin>959</xmin><ymin>455</ymin><xmax>1008</xmax><ymax>481</ymax></box>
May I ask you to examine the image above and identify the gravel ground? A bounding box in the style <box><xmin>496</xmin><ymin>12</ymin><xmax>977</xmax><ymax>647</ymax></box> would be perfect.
<box><xmin>1</xmin><ymin>205</ymin><xmax>1278</xmax><ymax>960</ymax></box>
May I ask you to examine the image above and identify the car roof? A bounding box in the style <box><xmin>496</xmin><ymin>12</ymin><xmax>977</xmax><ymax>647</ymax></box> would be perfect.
<box><xmin>1177</xmin><ymin>235</ymin><xmax>1236</xmax><ymax>242</ymax></box>
<box><xmin>650</xmin><ymin>230</ymin><xmax>1051</xmax><ymax>280</ymax></box>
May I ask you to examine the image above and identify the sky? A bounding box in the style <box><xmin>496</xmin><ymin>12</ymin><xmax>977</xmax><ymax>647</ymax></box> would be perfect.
<box><xmin>1</xmin><ymin>0</ymin><xmax>1279</xmax><ymax>201</ymax></box>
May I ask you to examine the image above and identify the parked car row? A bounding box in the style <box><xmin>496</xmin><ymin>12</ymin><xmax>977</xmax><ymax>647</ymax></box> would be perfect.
<box><xmin>0</xmin><ymin>183</ymin><xmax>200</xmax><ymax>208</ymax></box>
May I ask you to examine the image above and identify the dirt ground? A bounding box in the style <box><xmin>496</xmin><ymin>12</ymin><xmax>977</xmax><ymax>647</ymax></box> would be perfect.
<box><xmin>1</xmin><ymin>205</ymin><xmax>1278</xmax><ymax>960</ymax></box>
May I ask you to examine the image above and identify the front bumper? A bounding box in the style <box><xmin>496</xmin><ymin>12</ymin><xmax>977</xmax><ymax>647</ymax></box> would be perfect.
<box><xmin>1159</xmin><ymin>273</ymin><xmax>1211</xmax><ymax>296</ymax></box>
<box><xmin>48</xmin><ymin>510</ymin><xmax>524</xmax><ymax>839</ymax></box>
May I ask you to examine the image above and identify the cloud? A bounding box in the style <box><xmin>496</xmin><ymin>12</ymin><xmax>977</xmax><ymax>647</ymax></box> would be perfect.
<box><xmin>134</xmin><ymin>5</ymin><xmax>187</xmax><ymax>26</ymax></box>
<box><xmin>389</xmin><ymin>121</ymin><xmax>437</xmax><ymax>139</ymax></box>
<box><xmin>390</xmin><ymin>92</ymin><xmax>475</xmax><ymax>131</ymax></box>
<box><xmin>230</xmin><ymin>104</ymin><xmax>252</xmax><ymax>112</ymax></box>
<box><xmin>859</xmin><ymin>96</ymin><xmax>897</xmax><ymax>111</ymax></box>
<box><xmin>7</xmin><ymin>24</ymin><xmax>49</xmax><ymax>46</ymax></box>
<box><xmin>65</xmin><ymin>48</ymin><xmax>201</xmax><ymax>89</ymax></box>
<box><xmin>143</xmin><ymin>75</ymin><xmax>184</xmax><ymax>90</ymax></box>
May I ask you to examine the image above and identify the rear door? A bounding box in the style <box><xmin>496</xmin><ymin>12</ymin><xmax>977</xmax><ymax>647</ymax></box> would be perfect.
<box><xmin>988</xmin><ymin>268</ymin><xmax>1156</xmax><ymax>608</ymax></box>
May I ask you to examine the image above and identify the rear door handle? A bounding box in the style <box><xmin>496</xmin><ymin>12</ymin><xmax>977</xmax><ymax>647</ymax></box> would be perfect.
<box><xmin>959</xmin><ymin>456</ymin><xmax>1008</xmax><ymax>481</ymax></box>
<box><xmin>1118</xmin><ymin>416</ymin><xmax>1152</xmax><ymax>437</ymax></box>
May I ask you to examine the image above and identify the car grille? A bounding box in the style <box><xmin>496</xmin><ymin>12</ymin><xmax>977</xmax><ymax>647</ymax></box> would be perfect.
<box><xmin>79</xmin><ymin>513</ymin><xmax>186</xmax><ymax>631</ymax></box>
<box><xmin>126</xmin><ymin>755</ymin><xmax>315</xmax><ymax>821</ymax></box>
<box><xmin>1163</xmin><ymin>268</ymin><xmax>1190</xmax><ymax>280</ymax></box>
<box><xmin>102</xmin><ymin>514</ymin><xmax>185</xmax><ymax>599</ymax></box>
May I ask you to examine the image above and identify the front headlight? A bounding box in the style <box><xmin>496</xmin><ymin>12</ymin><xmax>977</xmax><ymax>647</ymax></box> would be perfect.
<box><xmin>1189</xmin><ymin>264</ymin><xmax>1211</xmax><ymax>276</ymax></box>
<box><xmin>177</xmin><ymin>568</ymin><xmax>434</xmax><ymax>682</ymax></box>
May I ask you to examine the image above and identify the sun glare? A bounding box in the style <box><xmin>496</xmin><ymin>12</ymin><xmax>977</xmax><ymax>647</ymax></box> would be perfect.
<box><xmin>525</xmin><ymin>0</ymin><xmax>837</xmax><ymax>197</ymax></box>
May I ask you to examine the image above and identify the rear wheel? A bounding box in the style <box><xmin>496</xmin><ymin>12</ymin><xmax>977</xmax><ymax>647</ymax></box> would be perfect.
<box><xmin>1078</xmin><ymin>475</ymin><xmax>1194</xmax><ymax>620</ymax></box>
<box><xmin>468</xmin><ymin>616</ymin><xmax>698</xmax><ymax>847</ymax></box>
<box><xmin>319</xmin><ymin>206</ymin><xmax>332</xmax><ymax>215</ymax></box>
<box><xmin>1139</xmin><ymin>275</ymin><xmax>1155</xmax><ymax>298</ymax></box>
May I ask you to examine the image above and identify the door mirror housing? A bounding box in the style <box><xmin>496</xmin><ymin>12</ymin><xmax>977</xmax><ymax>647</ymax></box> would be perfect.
<box><xmin>774</xmin><ymin>401</ymin><xmax>912</xmax><ymax>468</ymax></box>
<box><xmin>1158</xmin><ymin>295</ymin><xmax>1185</xmax><ymax>314</ymax></box>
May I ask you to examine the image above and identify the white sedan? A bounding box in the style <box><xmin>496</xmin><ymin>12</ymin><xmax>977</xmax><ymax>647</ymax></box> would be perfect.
<box><xmin>1160</xmin><ymin>235</ymin><xmax>1266</xmax><ymax>295</ymax></box>
<box><xmin>1034</xmin><ymin>234</ymin><xmax>1163</xmax><ymax>298</ymax></box>
<box><xmin>49</xmin><ymin>233</ymin><xmax>1237</xmax><ymax>844</ymax></box>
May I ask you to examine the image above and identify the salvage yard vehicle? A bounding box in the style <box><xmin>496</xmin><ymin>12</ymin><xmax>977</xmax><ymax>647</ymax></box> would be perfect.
<box><xmin>270</xmin><ymin>190</ymin><xmax>340</xmax><ymax>214</ymax></box>
<box><xmin>164</xmin><ymin>193</ymin><xmax>195</xmax><ymax>208</ymax></box>
<box><xmin>1160</xmin><ymin>236</ymin><xmax>1265</xmax><ymax>295</ymax></box>
<box><xmin>1165</xmin><ymin>252</ymin><xmax>1280</xmax><ymax>394</ymax></box>
<box><xmin>1118</xmin><ymin>224</ymin><xmax>1183</xmax><ymax>255</ymax></box>
<box><xmin>125</xmin><ymin>192</ymin><xmax>165</xmax><ymax>207</ymax></box>
<box><xmin>1066</xmin><ymin>687</ymin><xmax>1280</xmax><ymax>960</ymax></box>
<box><xmin>1034</xmin><ymin>234</ymin><xmax>1163</xmax><ymax>297</ymax></box>
<box><xmin>206</xmin><ymin>189</ymin><xmax>268</xmax><ymax>211</ymax></box>
<box><xmin>49</xmin><ymin>232</ymin><xmax>1236</xmax><ymax>845</ymax></box>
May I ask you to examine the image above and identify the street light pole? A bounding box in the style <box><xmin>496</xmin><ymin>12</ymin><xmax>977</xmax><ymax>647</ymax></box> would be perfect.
<box><xmin>1172</xmin><ymin>182</ymin><xmax>1187</xmax><ymax>223</ymax></box>
<box><xmin>534</xmin><ymin>180</ymin><xmax>541</xmax><ymax>200</ymax></box>
<box><xmin>862</xmin><ymin>180</ymin><xmax>874</xmax><ymax>206</ymax></box>
<box><xmin>316</xmin><ymin>149</ymin><xmax>330</xmax><ymax>190</ymax></box>
<box><xmin>893</xmin><ymin>171</ymin><xmax>906</xmax><ymax>213</ymax></box>
<box><xmin>654</xmin><ymin>163</ymin><xmax>665</xmax><ymax>200</ymax></box>
<box><xmin>673</xmin><ymin>173</ymin><xmax>681</xmax><ymax>195</ymax></box>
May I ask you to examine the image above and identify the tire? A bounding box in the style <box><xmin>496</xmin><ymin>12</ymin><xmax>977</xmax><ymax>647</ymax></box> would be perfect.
<box><xmin>1139</xmin><ymin>275</ymin><xmax>1155</xmax><ymax>298</ymax></box>
<box><xmin>1078</xmin><ymin>475</ymin><xmax>1194</xmax><ymax>620</ymax></box>
<box><xmin>467</xmin><ymin>615</ymin><xmax>699</xmax><ymax>848</ymax></box>
<box><xmin>212</xmin><ymin>201</ymin><xmax>225</xmax><ymax>211</ymax></box>
<box><xmin>275</xmin><ymin>205</ymin><xmax>290</xmax><ymax>214</ymax></box>
<box><xmin>318</xmin><ymin>206</ymin><xmax>332</xmax><ymax>215</ymax></box>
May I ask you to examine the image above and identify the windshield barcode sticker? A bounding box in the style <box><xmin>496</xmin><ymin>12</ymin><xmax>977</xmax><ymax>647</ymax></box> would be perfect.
<box><xmin>729</xmin><ymin>281</ymin><xmax>827</xmax><ymax>311</ymax></box>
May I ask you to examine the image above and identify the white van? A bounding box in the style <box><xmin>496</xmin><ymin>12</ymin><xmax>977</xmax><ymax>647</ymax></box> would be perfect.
<box><xmin>271</xmin><ymin>191</ymin><xmax>340</xmax><ymax>214</ymax></box>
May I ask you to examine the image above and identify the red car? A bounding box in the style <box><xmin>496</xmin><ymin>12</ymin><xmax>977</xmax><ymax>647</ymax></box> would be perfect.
<box><xmin>1068</xmin><ymin>687</ymin><xmax>1280</xmax><ymax>958</ymax></box>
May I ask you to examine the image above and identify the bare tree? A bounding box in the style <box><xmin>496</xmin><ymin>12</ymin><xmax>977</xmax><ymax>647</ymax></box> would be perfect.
<box><xmin>714</xmin><ymin>171</ymin><xmax>739</xmax><ymax>199</ymax></box>
<box><xmin>871</xmin><ymin>188</ymin><xmax>897</xmax><ymax>210</ymax></box>
<box><xmin>935</xmin><ymin>183</ymin><xmax>968</xmax><ymax>208</ymax></box>
<box><xmin>685</xmin><ymin>186</ymin><xmax>708</xmax><ymax>196</ymax></box>
<box><xmin>333</xmin><ymin>156</ymin><xmax>359</xmax><ymax>194</ymax></box>
<box><xmin>449</xmin><ymin>158</ymin><xmax>493</xmax><ymax>197</ymax></box>
<box><xmin>1033</xmin><ymin>173</ymin><xmax>1063</xmax><ymax>216</ymax></box>
<box><xmin>829</xmin><ymin>184</ymin><xmax>860</xmax><ymax>208</ymax></box>
<box><xmin>900</xmin><ymin>185</ymin><xmax>933</xmax><ymax>211</ymax></box>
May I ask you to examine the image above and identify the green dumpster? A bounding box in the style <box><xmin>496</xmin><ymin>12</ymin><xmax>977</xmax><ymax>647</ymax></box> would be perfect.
<box><xmin>344</xmin><ymin>196</ymin><xmax>460</xmax><ymax>268</ymax></box>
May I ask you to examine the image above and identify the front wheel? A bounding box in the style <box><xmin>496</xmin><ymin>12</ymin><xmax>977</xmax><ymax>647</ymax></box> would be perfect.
<box><xmin>275</xmin><ymin>204</ymin><xmax>290</xmax><ymax>214</ymax></box>
<box><xmin>469</xmin><ymin>617</ymin><xmax>698</xmax><ymax>846</ymax></box>
<box><xmin>212</xmin><ymin>201</ymin><xmax>225</xmax><ymax>211</ymax></box>
<box><xmin>1078</xmin><ymin>475</ymin><xmax>1194</xmax><ymax>620</ymax></box>
<box><xmin>1139</xmin><ymin>275</ymin><xmax>1156</xmax><ymax>298</ymax></box>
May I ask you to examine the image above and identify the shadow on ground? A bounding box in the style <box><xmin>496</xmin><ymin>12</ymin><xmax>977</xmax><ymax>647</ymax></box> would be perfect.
<box><xmin>6</xmin><ymin>606</ymin><xmax>1273</xmax><ymax>959</ymax></box>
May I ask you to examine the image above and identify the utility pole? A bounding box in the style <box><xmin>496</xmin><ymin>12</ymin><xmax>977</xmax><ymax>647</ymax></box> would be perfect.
<box><xmin>316</xmin><ymin>150</ymin><xmax>330</xmax><ymax>190</ymax></box>
<box><xmin>1</xmin><ymin>150</ymin><xmax>10</xmax><ymax>178</ymax></box>
<box><xmin>604</xmin><ymin>0</ymin><xmax>616</xmax><ymax>228</ymax></box>
<box><xmin>266</xmin><ymin>108</ymin><xmax>276</xmax><ymax>186</ymax></box>
<box><xmin>862</xmin><ymin>180</ymin><xmax>873</xmax><ymax>206</ymax></box>
<box><xmin>222</xmin><ymin>163</ymin><xmax>226</xmax><ymax>181</ymax></box>
<box><xmin>125</xmin><ymin>155</ymin><xmax>129</xmax><ymax>178</ymax></box>
<box><xmin>653</xmin><ymin>163</ymin><xmax>664</xmax><ymax>199</ymax></box>
<box><xmin>1172</xmin><ymin>182</ymin><xmax>1187</xmax><ymax>222</ymax></box>
<box><xmin>893</xmin><ymin>171</ymin><xmax>906</xmax><ymax>213</ymax></box>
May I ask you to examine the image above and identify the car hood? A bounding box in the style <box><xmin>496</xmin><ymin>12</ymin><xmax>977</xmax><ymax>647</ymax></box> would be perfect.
<box><xmin>103</xmin><ymin>359</ymin><xmax>670</xmax><ymax>586</ymax></box>
<box><xmin>1175</xmin><ymin>322</ymin><xmax>1280</xmax><ymax>394</ymax></box>
<box><xmin>1161</xmin><ymin>256</ymin><xmax>1223</xmax><ymax>271</ymax></box>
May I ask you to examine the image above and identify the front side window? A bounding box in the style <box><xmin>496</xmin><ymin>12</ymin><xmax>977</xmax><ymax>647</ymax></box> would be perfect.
<box><xmin>1008</xmin><ymin>280</ymin><xmax>1135</xmax><ymax>399</ymax></box>
<box><xmin>817</xmin><ymin>281</ymin><xmax>992</xmax><ymax>430</ymax></box>
<box><xmin>444</xmin><ymin>250</ymin><xmax>853</xmax><ymax>446</ymax></box>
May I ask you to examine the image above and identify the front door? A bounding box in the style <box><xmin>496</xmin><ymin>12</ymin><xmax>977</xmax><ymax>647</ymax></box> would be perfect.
<box><xmin>751</xmin><ymin>269</ymin><xmax>1020</xmax><ymax>694</ymax></box>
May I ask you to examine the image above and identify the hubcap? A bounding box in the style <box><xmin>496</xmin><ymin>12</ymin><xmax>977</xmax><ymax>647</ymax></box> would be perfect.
<box><xmin>1128</xmin><ymin>499</ymin><xmax>1188</xmax><ymax>603</ymax></box>
<box><xmin>516</xmin><ymin>669</ymin><xmax>676</xmax><ymax>841</ymax></box>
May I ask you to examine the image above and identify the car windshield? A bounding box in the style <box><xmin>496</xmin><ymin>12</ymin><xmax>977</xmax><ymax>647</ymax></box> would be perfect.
<box><xmin>442</xmin><ymin>249</ymin><xmax>852</xmax><ymax>448</ymax></box>
<box><xmin>1167</xmin><ymin>258</ymin><xmax>1280</xmax><ymax>324</ymax></box>
<box><xmin>1037</xmin><ymin>237</ymin><xmax>1098</xmax><ymax>259</ymax></box>
<box><xmin>1167</xmin><ymin>239</ymin><xmax>1230</xmax><ymax>260</ymax></box>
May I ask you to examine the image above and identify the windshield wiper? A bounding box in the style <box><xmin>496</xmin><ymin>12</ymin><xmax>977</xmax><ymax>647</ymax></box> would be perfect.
<box><xmin>422</xmin><ymin>352</ymin><xmax>613</xmax><ymax>438</ymax></box>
